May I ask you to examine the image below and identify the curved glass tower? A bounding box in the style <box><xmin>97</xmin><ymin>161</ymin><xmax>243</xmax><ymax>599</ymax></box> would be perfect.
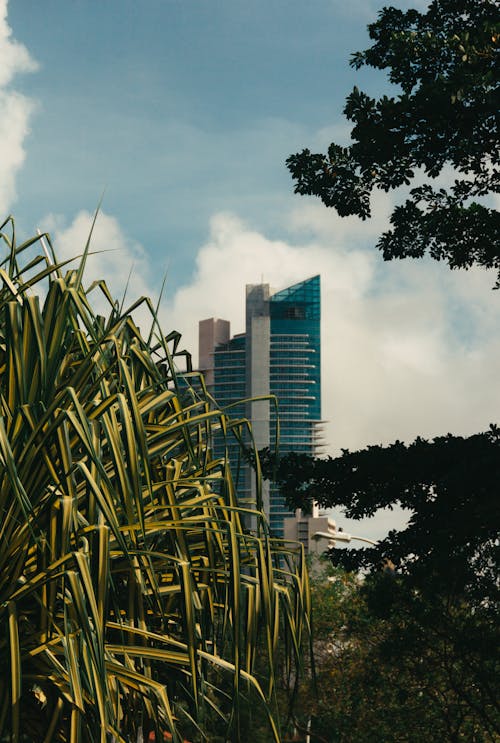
<box><xmin>268</xmin><ymin>276</ymin><xmax>321</xmax><ymax>534</ymax></box>
<box><xmin>199</xmin><ymin>275</ymin><xmax>322</xmax><ymax>538</ymax></box>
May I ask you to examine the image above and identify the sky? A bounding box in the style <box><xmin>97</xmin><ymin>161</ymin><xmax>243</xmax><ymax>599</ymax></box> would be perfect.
<box><xmin>2</xmin><ymin>0</ymin><xmax>499</xmax><ymax>540</ymax></box>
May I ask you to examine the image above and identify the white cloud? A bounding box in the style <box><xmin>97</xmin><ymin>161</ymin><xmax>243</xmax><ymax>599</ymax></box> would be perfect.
<box><xmin>0</xmin><ymin>0</ymin><xmax>38</xmax><ymax>87</ymax></box>
<box><xmin>288</xmin><ymin>188</ymin><xmax>393</xmax><ymax>248</ymax></box>
<box><xmin>41</xmin><ymin>209</ymin><xmax>159</xmax><ymax>332</ymax></box>
<box><xmin>167</xmin><ymin>210</ymin><xmax>500</xmax><ymax>456</ymax></box>
<box><xmin>0</xmin><ymin>90</ymin><xmax>35</xmax><ymax>214</ymax></box>
<box><xmin>0</xmin><ymin>0</ymin><xmax>38</xmax><ymax>214</ymax></box>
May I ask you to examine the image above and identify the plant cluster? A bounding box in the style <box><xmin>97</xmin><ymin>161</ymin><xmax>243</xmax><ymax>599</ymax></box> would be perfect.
<box><xmin>0</xmin><ymin>217</ymin><xmax>311</xmax><ymax>743</ymax></box>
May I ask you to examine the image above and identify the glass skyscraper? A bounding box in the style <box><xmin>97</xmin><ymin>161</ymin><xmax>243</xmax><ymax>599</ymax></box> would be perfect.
<box><xmin>198</xmin><ymin>275</ymin><xmax>322</xmax><ymax>537</ymax></box>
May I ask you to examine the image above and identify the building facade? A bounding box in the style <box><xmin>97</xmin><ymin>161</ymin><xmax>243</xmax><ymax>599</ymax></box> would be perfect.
<box><xmin>199</xmin><ymin>275</ymin><xmax>323</xmax><ymax>538</ymax></box>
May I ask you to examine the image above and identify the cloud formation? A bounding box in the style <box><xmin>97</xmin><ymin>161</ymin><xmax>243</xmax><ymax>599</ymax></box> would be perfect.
<box><xmin>0</xmin><ymin>0</ymin><xmax>38</xmax><ymax>214</ymax></box>
<box><xmin>168</xmin><ymin>208</ymin><xmax>500</xmax><ymax>455</ymax></box>
<box><xmin>41</xmin><ymin>209</ymin><xmax>158</xmax><ymax>331</ymax></box>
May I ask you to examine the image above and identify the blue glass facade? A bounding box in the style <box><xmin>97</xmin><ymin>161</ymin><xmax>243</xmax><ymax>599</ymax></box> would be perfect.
<box><xmin>211</xmin><ymin>334</ymin><xmax>250</xmax><ymax>502</ymax></box>
<box><xmin>212</xmin><ymin>334</ymin><xmax>246</xmax><ymax>414</ymax></box>
<box><xmin>203</xmin><ymin>276</ymin><xmax>321</xmax><ymax>536</ymax></box>
<box><xmin>268</xmin><ymin>276</ymin><xmax>321</xmax><ymax>535</ymax></box>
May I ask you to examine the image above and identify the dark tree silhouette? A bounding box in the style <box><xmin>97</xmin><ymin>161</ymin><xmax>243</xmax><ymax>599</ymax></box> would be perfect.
<box><xmin>287</xmin><ymin>0</ymin><xmax>500</xmax><ymax>283</ymax></box>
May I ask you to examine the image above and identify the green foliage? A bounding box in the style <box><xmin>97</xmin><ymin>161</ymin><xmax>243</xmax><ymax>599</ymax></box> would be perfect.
<box><xmin>274</xmin><ymin>428</ymin><xmax>500</xmax><ymax>604</ymax></box>
<box><xmin>296</xmin><ymin>565</ymin><xmax>499</xmax><ymax>742</ymax></box>
<box><xmin>0</xmin><ymin>217</ymin><xmax>311</xmax><ymax>743</ymax></box>
<box><xmin>271</xmin><ymin>432</ymin><xmax>500</xmax><ymax>740</ymax></box>
<box><xmin>286</xmin><ymin>0</ymin><xmax>500</xmax><ymax>282</ymax></box>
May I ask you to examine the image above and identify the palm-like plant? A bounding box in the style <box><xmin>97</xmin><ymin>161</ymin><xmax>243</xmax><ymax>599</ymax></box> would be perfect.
<box><xmin>0</xmin><ymin>217</ymin><xmax>311</xmax><ymax>743</ymax></box>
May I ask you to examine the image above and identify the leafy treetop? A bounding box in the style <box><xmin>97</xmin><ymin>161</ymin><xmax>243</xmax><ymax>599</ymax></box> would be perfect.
<box><xmin>287</xmin><ymin>0</ymin><xmax>500</xmax><ymax>281</ymax></box>
<box><xmin>272</xmin><ymin>426</ymin><xmax>500</xmax><ymax>607</ymax></box>
<box><xmin>268</xmin><ymin>429</ymin><xmax>500</xmax><ymax>737</ymax></box>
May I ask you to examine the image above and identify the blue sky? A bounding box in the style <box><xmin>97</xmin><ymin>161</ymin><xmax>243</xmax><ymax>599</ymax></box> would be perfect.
<box><xmin>2</xmin><ymin>0</ymin><xmax>499</xmax><ymax>539</ymax></box>
<box><xmin>9</xmin><ymin>0</ymin><xmax>398</xmax><ymax>284</ymax></box>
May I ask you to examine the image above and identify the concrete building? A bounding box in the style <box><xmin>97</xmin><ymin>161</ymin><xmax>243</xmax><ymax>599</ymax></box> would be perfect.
<box><xmin>198</xmin><ymin>318</ymin><xmax>230</xmax><ymax>388</ymax></box>
<box><xmin>283</xmin><ymin>510</ymin><xmax>338</xmax><ymax>554</ymax></box>
<box><xmin>199</xmin><ymin>275</ymin><xmax>324</xmax><ymax>539</ymax></box>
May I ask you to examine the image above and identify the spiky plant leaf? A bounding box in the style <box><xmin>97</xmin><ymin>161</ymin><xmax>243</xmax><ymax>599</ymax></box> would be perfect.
<box><xmin>0</xmin><ymin>218</ymin><xmax>311</xmax><ymax>743</ymax></box>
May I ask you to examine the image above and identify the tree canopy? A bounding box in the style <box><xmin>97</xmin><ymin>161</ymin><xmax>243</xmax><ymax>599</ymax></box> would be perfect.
<box><xmin>287</xmin><ymin>0</ymin><xmax>500</xmax><ymax>282</ymax></box>
<box><xmin>272</xmin><ymin>432</ymin><xmax>500</xmax><ymax>739</ymax></box>
<box><xmin>274</xmin><ymin>428</ymin><xmax>499</xmax><ymax>603</ymax></box>
<box><xmin>297</xmin><ymin>564</ymin><xmax>500</xmax><ymax>742</ymax></box>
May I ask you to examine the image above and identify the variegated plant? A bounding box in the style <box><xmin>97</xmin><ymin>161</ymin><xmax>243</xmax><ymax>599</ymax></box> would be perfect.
<box><xmin>0</xmin><ymin>216</ymin><xmax>311</xmax><ymax>743</ymax></box>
